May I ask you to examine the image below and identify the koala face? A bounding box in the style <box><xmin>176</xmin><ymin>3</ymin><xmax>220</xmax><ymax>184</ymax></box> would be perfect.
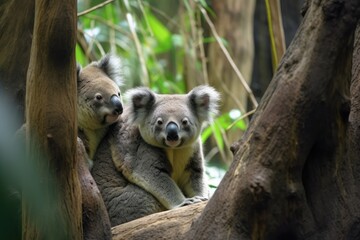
<box><xmin>140</xmin><ymin>96</ymin><xmax>201</xmax><ymax>148</ymax></box>
<box><xmin>126</xmin><ymin>86</ymin><xmax>220</xmax><ymax>149</ymax></box>
<box><xmin>77</xmin><ymin>55</ymin><xmax>123</xmax><ymax>130</ymax></box>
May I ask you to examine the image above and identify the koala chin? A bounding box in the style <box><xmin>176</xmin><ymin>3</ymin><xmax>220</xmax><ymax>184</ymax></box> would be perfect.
<box><xmin>77</xmin><ymin>54</ymin><xmax>123</xmax><ymax>167</ymax></box>
<box><xmin>91</xmin><ymin>85</ymin><xmax>220</xmax><ymax>225</ymax></box>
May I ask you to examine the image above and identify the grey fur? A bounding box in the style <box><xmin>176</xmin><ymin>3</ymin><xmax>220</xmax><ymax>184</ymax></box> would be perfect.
<box><xmin>92</xmin><ymin>54</ymin><xmax>123</xmax><ymax>86</ymax></box>
<box><xmin>92</xmin><ymin>85</ymin><xmax>220</xmax><ymax>225</ymax></box>
<box><xmin>77</xmin><ymin>54</ymin><xmax>123</xmax><ymax>163</ymax></box>
<box><xmin>92</xmin><ymin>122</ymin><xmax>164</xmax><ymax>226</ymax></box>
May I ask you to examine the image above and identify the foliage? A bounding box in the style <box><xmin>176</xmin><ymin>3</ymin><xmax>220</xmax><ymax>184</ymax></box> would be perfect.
<box><xmin>76</xmin><ymin>0</ymin><xmax>262</xmax><ymax>187</ymax></box>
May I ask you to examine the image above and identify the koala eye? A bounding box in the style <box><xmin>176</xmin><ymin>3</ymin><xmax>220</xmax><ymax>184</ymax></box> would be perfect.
<box><xmin>182</xmin><ymin>118</ymin><xmax>189</xmax><ymax>126</ymax></box>
<box><xmin>156</xmin><ymin>118</ymin><xmax>163</xmax><ymax>125</ymax></box>
<box><xmin>95</xmin><ymin>94</ymin><xmax>103</xmax><ymax>101</ymax></box>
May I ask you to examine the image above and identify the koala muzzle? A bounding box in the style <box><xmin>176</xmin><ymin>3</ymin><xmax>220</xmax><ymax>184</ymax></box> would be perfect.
<box><xmin>166</xmin><ymin>122</ymin><xmax>179</xmax><ymax>141</ymax></box>
<box><xmin>110</xmin><ymin>95</ymin><xmax>123</xmax><ymax>115</ymax></box>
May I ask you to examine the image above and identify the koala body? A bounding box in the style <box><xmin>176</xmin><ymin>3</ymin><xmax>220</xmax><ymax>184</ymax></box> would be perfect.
<box><xmin>91</xmin><ymin>85</ymin><xmax>220</xmax><ymax>225</ymax></box>
<box><xmin>76</xmin><ymin>54</ymin><xmax>124</xmax><ymax>238</ymax></box>
<box><xmin>77</xmin><ymin>55</ymin><xmax>123</xmax><ymax>164</ymax></box>
<box><xmin>14</xmin><ymin>54</ymin><xmax>124</xmax><ymax>239</ymax></box>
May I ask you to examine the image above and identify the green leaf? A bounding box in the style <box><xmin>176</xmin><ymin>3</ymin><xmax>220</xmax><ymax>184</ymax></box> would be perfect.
<box><xmin>201</xmin><ymin>111</ymin><xmax>248</xmax><ymax>147</ymax></box>
<box><xmin>212</xmin><ymin>121</ymin><xmax>224</xmax><ymax>151</ymax></box>
<box><xmin>144</xmin><ymin>9</ymin><xmax>172</xmax><ymax>53</ymax></box>
<box><xmin>75</xmin><ymin>44</ymin><xmax>87</xmax><ymax>66</ymax></box>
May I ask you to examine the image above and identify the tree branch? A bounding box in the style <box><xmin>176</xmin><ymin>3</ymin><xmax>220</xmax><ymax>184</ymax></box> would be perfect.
<box><xmin>77</xmin><ymin>0</ymin><xmax>116</xmax><ymax>17</ymax></box>
<box><xmin>112</xmin><ymin>202</ymin><xmax>206</xmax><ymax>240</ymax></box>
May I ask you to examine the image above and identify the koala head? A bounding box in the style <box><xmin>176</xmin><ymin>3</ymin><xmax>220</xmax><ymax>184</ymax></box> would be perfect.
<box><xmin>77</xmin><ymin>54</ymin><xmax>123</xmax><ymax>130</ymax></box>
<box><xmin>126</xmin><ymin>85</ymin><xmax>220</xmax><ymax>149</ymax></box>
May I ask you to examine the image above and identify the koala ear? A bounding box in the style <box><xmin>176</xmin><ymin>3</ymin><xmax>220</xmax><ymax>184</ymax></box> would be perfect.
<box><xmin>96</xmin><ymin>54</ymin><xmax>123</xmax><ymax>86</ymax></box>
<box><xmin>188</xmin><ymin>85</ymin><xmax>220</xmax><ymax>122</ymax></box>
<box><xmin>125</xmin><ymin>87</ymin><xmax>156</xmax><ymax>124</ymax></box>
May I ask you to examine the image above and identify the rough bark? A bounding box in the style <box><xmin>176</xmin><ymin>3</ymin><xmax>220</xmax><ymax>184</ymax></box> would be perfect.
<box><xmin>111</xmin><ymin>1</ymin><xmax>360</xmax><ymax>239</ymax></box>
<box><xmin>22</xmin><ymin>0</ymin><xmax>82</xmax><ymax>239</ymax></box>
<box><xmin>186</xmin><ymin>0</ymin><xmax>360</xmax><ymax>239</ymax></box>
<box><xmin>347</xmin><ymin>22</ymin><xmax>360</xmax><ymax>240</ymax></box>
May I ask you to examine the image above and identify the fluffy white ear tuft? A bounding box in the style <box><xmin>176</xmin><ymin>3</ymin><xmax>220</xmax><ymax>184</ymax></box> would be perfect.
<box><xmin>188</xmin><ymin>85</ymin><xmax>220</xmax><ymax>123</ymax></box>
<box><xmin>96</xmin><ymin>54</ymin><xmax>123</xmax><ymax>86</ymax></box>
<box><xmin>125</xmin><ymin>87</ymin><xmax>156</xmax><ymax>124</ymax></box>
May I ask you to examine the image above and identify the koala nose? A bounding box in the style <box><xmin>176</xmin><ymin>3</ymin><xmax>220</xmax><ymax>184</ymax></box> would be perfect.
<box><xmin>110</xmin><ymin>95</ymin><xmax>123</xmax><ymax>115</ymax></box>
<box><xmin>166</xmin><ymin>122</ymin><xmax>179</xmax><ymax>141</ymax></box>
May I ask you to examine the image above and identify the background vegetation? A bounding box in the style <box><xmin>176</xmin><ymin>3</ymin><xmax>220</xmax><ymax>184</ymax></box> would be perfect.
<box><xmin>76</xmin><ymin>0</ymin><xmax>302</xmax><ymax>191</ymax></box>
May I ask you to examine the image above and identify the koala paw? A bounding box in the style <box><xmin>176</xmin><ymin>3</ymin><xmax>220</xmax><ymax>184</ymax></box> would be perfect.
<box><xmin>178</xmin><ymin>196</ymin><xmax>208</xmax><ymax>207</ymax></box>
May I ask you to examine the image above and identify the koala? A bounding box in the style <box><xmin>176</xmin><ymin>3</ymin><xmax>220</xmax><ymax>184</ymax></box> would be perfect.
<box><xmin>77</xmin><ymin>54</ymin><xmax>123</xmax><ymax>165</ymax></box>
<box><xmin>76</xmin><ymin>54</ymin><xmax>125</xmax><ymax>238</ymax></box>
<box><xmin>91</xmin><ymin>85</ymin><xmax>220</xmax><ymax>225</ymax></box>
<box><xmin>13</xmin><ymin>54</ymin><xmax>124</xmax><ymax>239</ymax></box>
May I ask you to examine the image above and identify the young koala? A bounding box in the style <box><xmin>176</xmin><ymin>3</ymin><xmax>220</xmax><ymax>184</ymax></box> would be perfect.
<box><xmin>113</xmin><ymin>86</ymin><xmax>220</xmax><ymax>209</ymax></box>
<box><xmin>91</xmin><ymin>85</ymin><xmax>220</xmax><ymax>225</ymax></box>
<box><xmin>77</xmin><ymin>54</ymin><xmax>123</xmax><ymax>165</ymax></box>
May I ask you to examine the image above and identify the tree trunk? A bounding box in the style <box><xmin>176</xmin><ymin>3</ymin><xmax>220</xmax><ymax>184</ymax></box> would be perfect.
<box><xmin>112</xmin><ymin>1</ymin><xmax>360</xmax><ymax>239</ymax></box>
<box><xmin>0</xmin><ymin>0</ymin><xmax>34</xmax><ymax>123</ymax></box>
<box><xmin>23</xmin><ymin>0</ymin><xmax>82</xmax><ymax>239</ymax></box>
<box><xmin>347</xmin><ymin>21</ymin><xmax>360</xmax><ymax>240</ymax></box>
<box><xmin>1</xmin><ymin>1</ymin><xmax>112</xmax><ymax>239</ymax></box>
<box><xmin>186</xmin><ymin>0</ymin><xmax>360</xmax><ymax>238</ymax></box>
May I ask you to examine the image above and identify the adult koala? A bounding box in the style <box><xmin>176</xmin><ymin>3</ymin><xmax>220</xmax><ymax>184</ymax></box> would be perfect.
<box><xmin>76</xmin><ymin>54</ymin><xmax>124</xmax><ymax>239</ymax></box>
<box><xmin>77</xmin><ymin>54</ymin><xmax>123</xmax><ymax>167</ymax></box>
<box><xmin>91</xmin><ymin>85</ymin><xmax>220</xmax><ymax>226</ymax></box>
<box><xmin>13</xmin><ymin>54</ymin><xmax>124</xmax><ymax>240</ymax></box>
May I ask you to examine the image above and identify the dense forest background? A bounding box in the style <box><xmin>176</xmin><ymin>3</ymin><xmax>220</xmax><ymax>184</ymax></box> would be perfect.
<box><xmin>75</xmin><ymin>0</ymin><xmax>303</xmax><ymax>173</ymax></box>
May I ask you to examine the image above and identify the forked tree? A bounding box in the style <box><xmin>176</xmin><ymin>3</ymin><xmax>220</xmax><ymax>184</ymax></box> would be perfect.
<box><xmin>1</xmin><ymin>0</ymin><xmax>360</xmax><ymax>239</ymax></box>
<box><xmin>22</xmin><ymin>0</ymin><xmax>82</xmax><ymax>239</ymax></box>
